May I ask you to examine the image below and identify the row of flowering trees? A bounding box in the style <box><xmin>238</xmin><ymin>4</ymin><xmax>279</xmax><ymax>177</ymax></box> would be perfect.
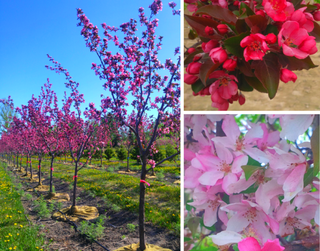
<box><xmin>184</xmin><ymin>0</ymin><xmax>320</xmax><ymax>110</ymax></box>
<box><xmin>184</xmin><ymin>114</ymin><xmax>319</xmax><ymax>251</ymax></box>
<box><xmin>0</xmin><ymin>1</ymin><xmax>180</xmax><ymax>250</ymax></box>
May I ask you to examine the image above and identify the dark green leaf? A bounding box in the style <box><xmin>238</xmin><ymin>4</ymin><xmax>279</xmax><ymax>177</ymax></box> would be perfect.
<box><xmin>247</xmin><ymin>156</ymin><xmax>262</xmax><ymax>166</ymax></box>
<box><xmin>224</xmin><ymin>32</ymin><xmax>250</xmax><ymax>57</ymax></box>
<box><xmin>188</xmin><ymin>29</ymin><xmax>198</xmax><ymax>40</ymax></box>
<box><xmin>187</xmin><ymin>217</ymin><xmax>201</xmax><ymax>237</ymax></box>
<box><xmin>238</xmin><ymin>184</ymin><xmax>259</xmax><ymax>194</ymax></box>
<box><xmin>200</xmin><ymin>217</ymin><xmax>216</xmax><ymax>231</ymax></box>
<box><xmin>238</xmin><ymin>74</ymin><xmax>254</xmax><ymax>92</ymax></box>
<box><xmin>191</xmin><ymin>79</ymin><xmax>205</xmax><ymax>94</ymax></box>
<box><xmin>199</xmin><ymin>59</ymin><xmax>221</xmax><ymax>86</ymax></box>
<box><xmin>241</xmin><ymin>165</ymin><xmax>261</xmax><ymax>180</ymax></box>
<box><xmin>184</xmin><ymin>237</ymin><xmax>192</xmax><ymax>242</ymax></box>
<box><xmin>311</xmin><ymin>126</ymin><xmax>319</xmax><ymax>176</ymax></box>
<box><xmin>265</xmin><ymin>24</ymin><xmax>279</xmax><ymax>36</ymax></box>
<box><xmin>291</xmin><ymin>0</ymin><xmax>303</xmax><ymax>9</ymax></box>
<box><xmin>239</xmin><ymin>2</ymin><xmax>255</xmax><ymax>16</ymax></box>
<box><xmin>304</xmin><ymin>167</ymin><xmax>314</xmax><ymax>187</ymax></box>
<box><xmin>310</xmin><ymin>21</ymin><xmax>320</xmax><ymax>42</ymax></box>
<box><xmin>196</xmin><ymin>5</ymin><xmax>237</xmax><ymax>25</ymax></box>
<box><xmin>300</xmin><ymin>4</ymin><xmax>318</xmax><ymax>11</ymax></box>
<box><xmin>252</xmin><ymin>53</ymin><xmax>280</xmax><ymax>99</ymax></box>
<box><xmin>244</xmin><ymin>76</ymin><xmax>268</xmax><ymax>93</ymax></box>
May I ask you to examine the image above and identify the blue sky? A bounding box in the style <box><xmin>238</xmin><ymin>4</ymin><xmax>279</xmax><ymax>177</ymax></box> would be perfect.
<box><xmin>0</xmin><ymin>0</ymin><xmax>180</xmax><ymax>114</ymax></box>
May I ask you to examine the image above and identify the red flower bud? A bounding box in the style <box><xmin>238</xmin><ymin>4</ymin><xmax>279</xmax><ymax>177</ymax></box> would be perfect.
<box><xmin>187</xmin><ymin>47</ymin><xmax>196</xmax><ymax>54</ymax></box>
<box><xmin>217</xmin><ymin>24</ymin><xmax>228</xmax><ymax>34</ymax></box>
<box><xmin>202</xmin><ymin>40</ymin><xmax>219</xmax><ymax>53</ymax></box>
<box><xmin>186</xmin><ymin>62</ymin><xmax>202</xmax><ymax>75</ymax></box>
<box><xmin>314</xmin><ymin>11</ymin><xmax>320</xmax><ymax>21</ymax></box>
<box><xmin>255</xmin><ymin>10</ymin><xmax>265</xmax><ymax>17</ymax></box>
<box><xmin>239</xmin><ymin>93</ymin><xmax>246</xmax><ymax>105</ymax></box>
<box><xmin>184</xmin><ymin>74</ymin><xmax>199</xmax><ymax>85</ymax></box>
<box><xmin>205</xmin><ymin>26</ymin><xmax>215</xmax><ymax>36</ymax></box>
<box><xmin>209</xmin><ymin>47</ymin><xmax>228</xmax><ymax>64</ymax></box>
<box><xmin>223</xmin><ymin>58</ymin><xmax>237</xmax><ymax>71</ymax></box>
<box><xmin>280</xmin><ymin>69</ymin><xmax>297</xmax><ymax>83</ymax></box>
<box><xmin>265</xmin><ymin>33</ymin><xmax>277</xmax><ymax>44</ymax></box>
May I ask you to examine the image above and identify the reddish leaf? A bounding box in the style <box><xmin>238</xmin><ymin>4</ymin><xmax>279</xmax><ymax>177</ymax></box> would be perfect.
<box><xmin>185</xmin><ymin>15</ymin><xmax>223</xmax><ymax>40</ymax></box>
<box><xmin>238</xmin><ymin>74</ymin><xmax>254</xmax><ymax>91</ymax></box>
<box><xmin>236</xmin><ymin>19</ymin><xmax>249</xmax><ymax>34</ymax></box>
<box><xmin>239</xmin><ymin>2</ymin><xmax>255</xmax><ymax>17</ymax></box>
<box><xmin>309</xmin><ymin>21</ymin><xmax>320</xmax><ymax>42</ymax></box>
<box><xmin>238</xmin><ymin>59</ymin><xmax>254</xmax><ymax>77</ymax></box>
<box><xmin>245</xmin><ymin>15</ymin><xmax>267</xmax><ymax>34</ymax></box>
<box><xmin>196</xmin><ymin>5</ymin><xmax>238</xmax><ymax>25</ymax></box>
<box><xmin>291</xmin><ymin>0</ymin><xmax>303</xmax><ymax>9</ymax></box>
<box><xmin>244</xmin><ymin>76</ymin><xmax>268</xmax><ymax>93</ymax></box>
<box><xmin>252</xmin><ymin>53</ymin><xmax>280</xmax><ymax>99</ymax></box>
<box><xmin>199</xmin><ymin>59</ymin><xmax>221</xmax><ymax>86</ymax></box>
<box><xmin>277</xmin><ymin>54</ymin><xmax>317</xmax><ymax>71</ymax></box>
<box><xmin>184</xmin><ymin>49</ymin><xmax>203</xmax><ymax>66</ymax></box>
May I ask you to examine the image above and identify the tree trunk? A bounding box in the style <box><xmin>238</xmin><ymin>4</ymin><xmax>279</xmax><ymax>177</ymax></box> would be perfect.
<box><xmin>72</xmin><ymin>161</ymin><xmax>79</xmax><ymax>208</ymax></box>
<box><xmin>16</xmin><ymin>154</ymin><xmax>18</xmax><ymax>168</ymax></box>
<box><xmin>49</xmin><ymin>156</ymin><xmax>54</xmax><ymax>193</ymax></box>
<box><xmin>25</xmin><ymin>155</ymin><xmax>29</xmax><ymax>175</ymax></box>
<box><xmin>101</xmin><ymin>147</ymin><xmax>104</xmax><ymax>168</ymax></box>
<box><xmin>139</xmin><ymin>157</ymin><xmax>147</xmax><ymax>251</ymax></box>
<box><xmin>30</xmin><ymin>156</ymin><xmax>33</xmax><ymax>179</ymax></box>
<box><xmin>127</xmin><ymin>150</ymin><xmax>130</xmax><ymax>172</ymax></box>
<box><xmin>38</xmin><ymin>158</ymin><xmax>42</xmax><ymax>185</ymax></box>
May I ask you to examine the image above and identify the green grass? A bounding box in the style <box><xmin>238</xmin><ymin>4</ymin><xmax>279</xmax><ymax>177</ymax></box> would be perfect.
<box><xmin>0</xmin><ymin>162</ymin><xmax>46</xmax><ymax>251</ymax></box>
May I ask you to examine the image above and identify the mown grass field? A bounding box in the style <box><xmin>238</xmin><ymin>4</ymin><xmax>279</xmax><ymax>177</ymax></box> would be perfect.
<box><xmin>0</xmin><ymin>162</ymin><xmax>46</xmax><ymax>251</ymax></box>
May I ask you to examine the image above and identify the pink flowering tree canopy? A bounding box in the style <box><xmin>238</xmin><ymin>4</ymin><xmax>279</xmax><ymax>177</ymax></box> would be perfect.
<box><xmin>184</xmin><ymin>0</ymin><xmax>320</xmax><ymax>110</ymax></box>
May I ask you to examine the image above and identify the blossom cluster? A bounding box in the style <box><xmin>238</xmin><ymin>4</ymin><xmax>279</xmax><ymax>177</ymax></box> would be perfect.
<box><xmin>184</xmin><ymin>115</ymin><xmax>319</xmax><ymax>250</ymax></box>
<box><xmin>184</xmin><ymin>0</ymin><xmax>320</xmax><ymax>110</ymax></box>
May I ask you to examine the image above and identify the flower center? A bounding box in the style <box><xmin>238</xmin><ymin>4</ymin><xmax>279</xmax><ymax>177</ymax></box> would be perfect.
<box><xmin>235</xmin><ymin>138</ymin><xmax>244</xmax><ymax>151</ymax></box>
<box><xmin>208</xmin><ymin>199</ymin><xmax>219</xmax><ymax>211</ymax></box>
<box><xmin>243</xmin><ymin>207</ymin><xmax>258</xmax><ymax>223</ymax></box>
<box><xmin>220</xmin><ymin>162</ymin><xmax>231</xmax><ymax>173</ymax></box>
<box><xmin>284</xmin><ymin>37</ymin><xmax>296</xmax><ymax>47</ymax></box>
<box><xmin>249</xmin><ymin>41</ymin><xmax>261</xmax><ymax>51</ymax></box>
<box><xmin>220</xmin><ymin>77</ymin><xmax>229</xmax><ymax>86</ymax></box>
<box><xmin>270</xmin><ymin>0</ymin><xmax>283</xmax><ymax>11</ymax></box>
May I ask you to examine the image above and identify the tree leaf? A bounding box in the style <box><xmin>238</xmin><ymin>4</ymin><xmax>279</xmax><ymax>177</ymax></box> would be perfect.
<box><xmin>196</xmin><ymin>5</ymin><xmax>238</xmax><ymax>25</ymax></box>
<box><xmin>236</xmin><ymin>19</ymin><xmax>249</xmax><ymax>34</ymax></box>
<box><xmin>311</xmin><ymin>126</ymin><xmax>319</xmax><ymax>176</ymax></box>
<box><xmin>238</xmin><ymin>74</ymin><xmax>254</xmax><ymax>92</ymax></box>
<box><xmin>241</xmin><ymin>165</ymin><xmax>261</xmax><ymax>180</ymax></box>
<box><xmin>244</xmin><ymin>76</ymin><xmax>268</xmax><ymax>93</ymax></box>
<box><xmin>238</xmin><ymin>184</ymin><xmax>259</xmax><ymax>194</ymax></box>
<box><xmin>238</xmin><ymin>59</ymin><xmax>254</xmax><ymax>77</ymax></box>
<box><xmin>245</xmin><ymin>15</ymin><xmax>267</xmax><ymax>34</ymax></box>
<box><xmin>291</xmin><ymin>0</ymin><xmax>303</xmax><ymax>9</ymax></box>
<box><xmin>187</xmin><ymin>217</ymin><xmax>201</xmax><ymax>237</ymax></box>
<box><xmin>224</xmin><ymin>32</ymin><xmax>250</xmax><ymax>58</ymax></box>
<box><xmin>185</xmin><ymin>15</ymin><xmax>223</xmax><ymax>40</ymax></box>
<box><xmin>191</xmin><ymin>79</ymin><xmax>205</xmax><ymax>94</ymax></box>
<box><xmin>310</xmin><ymin>21</ymin><xmax>320</xmax><ymax>42</ymax></box>
<box><xmin>199</xmin><ymin>59</ymin><xmax>221</xmax><ymax>86</ymax></box>
<box><xmin>252</xmin><ymin>53</ymin><xmax>280</xmax><ymax>99</ymax></box>
<box><xmin>239</xmin><ymin>2</ymin><xmax>255</xmax><ymax>17</ymax></box>
<box><xmin>277</xmin><ymin>54</ymin><xmax>317</xmax><ymax>71</ymax></box>
<box><xmin>188</xmin><ymin>29</ymin><xmax>198</xmax><ymax>40</ymax></box>
<box><xmin>184</xmin><ymin>49</ymin><xmax>203</xmax><ymax>66</ymax></box>
<box><xmin>304</xmin><ymin>167</ymin><xmax>314</xmax><ymax>187</ymax></box>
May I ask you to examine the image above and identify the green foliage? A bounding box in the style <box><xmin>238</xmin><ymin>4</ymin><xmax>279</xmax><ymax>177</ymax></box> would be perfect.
<box><xmin>25</xmin><ymin>193</ymin><xmax>32</xmax><ymax>200</ymax></box>
<box><xmin>116</xmin><ymin>147</ymin><xmax>127</xmax><ymax>162</ymax></box>
<box><xmin>165</xmin><ymin>144</ymin><xmax>177</xmax><ymax>161</ymax></box>
<box><xmin>130</xmin><ymin>145</ymin><xmax>140</xmax><ymax>161</ymax></box>
<box><xmin>104</xmin><ymin>148</ymin><xmax>114</xmax><ymax>161</ymax></box>
<box><xmin>156</xmin><ymin>169</ymin><xmax>165</xmax><ymax>181</ymax></box>
<box><xmin>126</xmin><ymin>223</ymin><xmax>136</xmax><ymax>232</ymax></box>
<box><xmin>153</xmin><ymin>145</ymin><xmax>166</xmax><ymax>162</ymax></box>
<box><xmin>33</xmin><ymin>196</ymin><xmax>51</xmax><ymax>218</ymax></box>
<box><xmin>78</xmin><ymin>215</ymin><xmax>106</xmax><ymax>241</ymax></box>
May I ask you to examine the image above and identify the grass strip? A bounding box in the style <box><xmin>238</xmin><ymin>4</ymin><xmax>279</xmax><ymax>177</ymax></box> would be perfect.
<box><xmin>0</xmin><ymin>161</ymin><xmax>46</xmax><ymax>251</ymax></box>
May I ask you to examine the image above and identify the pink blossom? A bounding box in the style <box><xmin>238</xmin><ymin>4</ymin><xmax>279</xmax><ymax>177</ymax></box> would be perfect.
<box><xmin>223</xmin><ymin>58</ymin><xmax>237</xmax><ymax>71</ymax></box>
<box><xmin>278</xmin><ymin>21</ymin><xmax>316</xmax><ymax>59</ymax></box>
<box><xmin>209</xmin><ymin>70</ymin><xmax>238</xmax><ymax>100</ymax></box>
<box><xmin>263</xmin><ymin>0</ymin><xmax>293</xmax><ymax>21</ymax></box>
<box><xmin>240</xmin><ymin>34</ymin><xmax>269</xmax><ymax>61</ymax></box>
<box><xmin>238</xmin><ymin>237</ymin><xmax>284</xmax><ymax>251</ymax></box>
<box><xmin>202</xmin><ymin>40</ymin><xmax>219</xmax><ymax>53</ymax></box>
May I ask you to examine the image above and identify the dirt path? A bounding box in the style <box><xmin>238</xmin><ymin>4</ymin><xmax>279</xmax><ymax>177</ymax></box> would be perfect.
<box><xmin>184</xmin><ymin>15</ymin><xmax>320</xmax><ymax>111</ymax></box>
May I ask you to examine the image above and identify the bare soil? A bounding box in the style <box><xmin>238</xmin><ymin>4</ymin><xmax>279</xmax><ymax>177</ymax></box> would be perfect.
<box><xmin>8</xmin><ymin>164</ymin><xmax>180</xmax><ymax>251</ymax></box>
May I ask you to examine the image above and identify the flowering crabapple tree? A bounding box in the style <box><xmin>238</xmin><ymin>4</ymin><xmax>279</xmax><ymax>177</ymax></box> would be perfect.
<box><xmin>184</xmin><ymin>114</ymin><xmax>319</xmax><ymax>251</ymax></box>
<box><xmin>46</xmin><ymin>55</ymin><xmax>102</xmax><ymax>211</ymax></box>
<box><xmin>184</xmin><ymin>0</ymin><xmax>320</xmax><ymax>110</ymax></box>
<box><xmin>76</xmin><ymin>1</ymin><xmax>180</xmax><ymax>249</ymax></box>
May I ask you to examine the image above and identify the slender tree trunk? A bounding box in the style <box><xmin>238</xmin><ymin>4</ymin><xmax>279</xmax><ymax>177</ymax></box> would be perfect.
<box><xmin>101</xmin><ymin>147</ymin><xmax>104</xmax><ymax>168</ymax></box>
<box><xmin>139</xmin><ymin>157</ymin><xmax>147</xmax><ymax>251</ymax></box>
<box><xmin>72</xmin><ymin>161</ymin><xmax>79</xmax><ymax>208</ymax></box>
<box><xmin>30</xmin><ymin>156</ymin><xmax>33</xmax><ymax>179</ymax></box>
<box><xmin>127</xmin><ymin>150</ymin><xmax>130</xmax><ymax>172</ymax></box>
<box><xmin>38</xmin><ymin>158</ymin><xmax>42</xmax><ymax>185</ymax></box>
<box><xmin>25</xmin><ymin>155</ymin><xmax>29</xmax><ymax>175</ymax></box>
<box><xmin>49</xmin><ymin>156</ymin><xmax>54</xmax><ymax>194</ymax></box>
<box><xmin>16</xmin><ymin>154</ymin><xmax>18</xmax><ymax>168</ymax></box>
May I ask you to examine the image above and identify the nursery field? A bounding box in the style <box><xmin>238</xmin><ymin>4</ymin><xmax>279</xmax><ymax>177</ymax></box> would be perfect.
<box><xmin>0</xmin><ymin>156</ymin><xmax>180</xmax><ymax>250</ymax></box>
